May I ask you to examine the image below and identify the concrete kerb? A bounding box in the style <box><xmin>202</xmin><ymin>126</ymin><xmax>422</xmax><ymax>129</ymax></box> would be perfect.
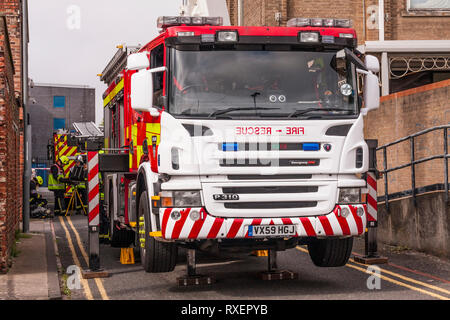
<box><xmin>45</xmin><ymin>220</ymin><xmax>62</xmax><ymax>300</ymax></box>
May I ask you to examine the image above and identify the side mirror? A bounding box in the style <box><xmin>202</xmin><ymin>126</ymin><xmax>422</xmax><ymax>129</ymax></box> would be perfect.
<box><xmin>131</xmin><ymin>69</ymin><xmax>153</xmax><ymax>112</ymax></box>
<box><xmin>357</xmin><ymin>69</ymin><xmax>380</xmax><ymax>116</ymax></box>
<box><xmin>365</xmin><ymin>55</ymin><xmax>380</xmax><ymax>73</ymax></box>
<box><xmin>127</xmin><ymin>52</ymin><xmax>150</xmax><ymax>71</ymax></box>
<box><xmin>130</xmin><ymin>67</ymin><xmax>167</xmax><ymax>116</ymax></box>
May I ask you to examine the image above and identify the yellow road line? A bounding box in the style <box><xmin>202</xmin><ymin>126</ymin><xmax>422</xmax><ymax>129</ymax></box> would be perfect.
<box><xmin>349</xmin><ymin>258</ymin><xmax>450</xmax><ymax>296</ymax></box>
<box><xmin>295</xmin><ymin>246</ymin><xmax>449</xmax><ymax>300</ymax></box>
<box><xmin>58</xmin><ymin>216</ymin><xmax>94</xmax><ymax>300</ymax></box>
<box><xmin>66</xmin><ymin>216</ymin><xmax>110</xmax><ymax>300</ymax></box>
<box><xmin>345</xmin><ymin>263</ymin><xmax>449</xmax><ymax>300</ymax></box>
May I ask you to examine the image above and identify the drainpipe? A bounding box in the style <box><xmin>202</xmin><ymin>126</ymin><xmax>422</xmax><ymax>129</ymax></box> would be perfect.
<box><xmin>238</xmin><ymin>0</ymin><xmax>243</xmax><ymax>26</ymax></box>
<box><xmin>22</xmin><ymin>0</ymin><xmax>30</xmax><ymax>233</ymax></box>
<box><xmin>378</xmin><ymin>0</ymin><xmax>384</xmax><ymax>41</ymax></box>
<box><xmin>363</xmin><ymin>0</ymin><xmax>366</xmax><ymax>42</ymax></box>
<box><xmin>378</xmin><ymin>0</ymin><xmax>389</xmax><ymax>95</ymax></box>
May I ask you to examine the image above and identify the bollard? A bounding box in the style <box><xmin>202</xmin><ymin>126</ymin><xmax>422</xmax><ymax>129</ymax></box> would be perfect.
<box><xmin>354</xmin><ymin>140</ymin><xmax>388</xmax><ymax>265</ymax></box>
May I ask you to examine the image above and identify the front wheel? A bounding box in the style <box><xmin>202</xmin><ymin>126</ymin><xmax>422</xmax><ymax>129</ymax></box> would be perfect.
<box><xmin>307</xmin><ymin>237</ymin><xmax>353</xmax><ymax>267</ymax></box>
<box><xmin>138</xmin><ymin>191</ymin><xmax>178</xmax><ymax>273</ymax></box>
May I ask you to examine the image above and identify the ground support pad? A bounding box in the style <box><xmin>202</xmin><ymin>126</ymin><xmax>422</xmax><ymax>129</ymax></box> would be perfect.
<box><xmin>353</xmin><ymin>255</ymin><xmax>388</xmax><ymax>265</ymax></box>
<box><xmin>177</xmin><ymin>275</ymin><xmax>216</xmax><ymax>286</ymax></box>
<box><xmin>259</xmin><ymin>270</ymin><xmax>298</xmax><ymax>281</ymax></box>
<box><xmin>82</xmin><ymin>269</ymin><xmax>109</xmax><ymax>279</ymax></box>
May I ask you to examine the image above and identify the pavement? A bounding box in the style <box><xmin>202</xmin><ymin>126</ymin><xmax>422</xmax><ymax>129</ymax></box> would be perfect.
<box><xmin>0</xmin><ymin>218</ymin><xmax>62</xmax><ymax>300</ymax></box>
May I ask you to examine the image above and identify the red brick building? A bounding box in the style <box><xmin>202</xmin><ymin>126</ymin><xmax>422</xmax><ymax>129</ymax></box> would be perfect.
<box><xmin>226</xmin><ymin>0</ymin><xmax>450</xmax><ymax>95</ymax></box>
<box><xmin>0</xmin><ymin>0</ymin><xmax>23</xmax><ymax>273</ymax></box>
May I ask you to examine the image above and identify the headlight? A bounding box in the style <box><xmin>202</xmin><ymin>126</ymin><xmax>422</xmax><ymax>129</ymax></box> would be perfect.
<box><xmin>160</xmin><ymin>190</ymin><xmax>202</xmax><ymax>207</ymax></box>
<box><xmin>338</xmin><ymin>188</ymin><xmax>361</xmax><ymax>204</ymax></box>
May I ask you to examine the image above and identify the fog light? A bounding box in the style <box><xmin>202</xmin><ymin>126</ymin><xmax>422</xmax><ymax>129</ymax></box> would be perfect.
<box><xmin>189</xmin><ymin>210</ymin><xmax>200</xmax><ymax>221</ymax></box>
<box><xmin>340</xmin><ymin>207</ymin><xmax>350</xmax><ymax>218</ymax></box>
<box><xmin>339</xmin><ymin>188</ymin><xmax>361</xmax><ymax>204</ymax></box>
<box><xmin>356</xmin><ymin>207</ymin><xmax>364</xmax><ymax>217</ymax></box>
<box><xmin>170</xmin><ymin>210</ymin><xmax>181</xmax><ymax>221</ymax></box>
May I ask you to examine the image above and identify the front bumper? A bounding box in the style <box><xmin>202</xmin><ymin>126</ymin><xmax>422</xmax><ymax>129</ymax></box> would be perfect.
<box><xmin>159</xmin><ymin>204</ymin><xmax>366</xmax><ymax>240</ymax></box>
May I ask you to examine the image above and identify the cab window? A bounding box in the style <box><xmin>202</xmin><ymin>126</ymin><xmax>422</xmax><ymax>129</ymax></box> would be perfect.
<box><xmin>150</xmin><ymin>44</ymin><xmax>164</xmax><ymax>107</ymax></box>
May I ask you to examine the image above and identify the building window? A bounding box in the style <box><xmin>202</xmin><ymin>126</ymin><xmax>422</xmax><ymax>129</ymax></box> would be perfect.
<box><xmin>53</xmin><ymin>118</ymin><xmax>66</xmax><ymax>130</ymax></box>
<box><xmin>53</xmin><ymin>96</ymin><xmax>66</xmax><ymax>108</ymax></box>
<box><xmin>408</xmin><ymin>0</ymin><xmax>450</xmax><ymax>10</ymax></box>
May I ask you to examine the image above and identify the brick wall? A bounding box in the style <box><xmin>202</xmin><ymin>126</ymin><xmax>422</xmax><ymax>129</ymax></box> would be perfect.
<box><xmin>0</xmin><ymin>15</ymin><xmax>21</xmax><ymax>273</ymax></box>
<box><xmin>364</xmin><ymin>79</ymin><xmax>450</xmax><ymax>197</ymax></box>
<box><xmin>226</xmin><ymin>0</ymin><xmax>450</xmax><ymax>41</ymax></box>
<box><xmin>388</xmin><ymin>1</ymin><xmax>450</xmax><ymax>40</ymax></box>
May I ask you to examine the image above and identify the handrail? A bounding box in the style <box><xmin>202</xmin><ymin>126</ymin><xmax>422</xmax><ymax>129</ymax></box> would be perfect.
<box><xmin>376</xmin><ymin>125</ymin><xmax>449</xmax><ymax>210</ymax></box>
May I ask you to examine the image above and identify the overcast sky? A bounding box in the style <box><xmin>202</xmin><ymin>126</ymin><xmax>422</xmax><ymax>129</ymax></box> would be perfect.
<box><xmin>28</xmin><ymin>0</ymin><xmax>181</xmax><ymax>125</ymax></box>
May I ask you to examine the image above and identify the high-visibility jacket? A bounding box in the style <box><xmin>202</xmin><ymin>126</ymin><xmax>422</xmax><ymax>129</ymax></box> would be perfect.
<box><xmin>48</xmin><ymin>164</ymin><xmax>65</xmax><ymax>191</ymax></box>
<box><xmin>99</xmin><ymin>172</ymin><xmax>104</xmax><ymax>201</ymax></box>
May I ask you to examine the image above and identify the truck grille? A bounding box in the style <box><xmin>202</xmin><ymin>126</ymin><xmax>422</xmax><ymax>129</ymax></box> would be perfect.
<box><xmin>224</xmin><ymin>201</ymin><xmax>317</xmax><ymax>209</ymax></box>
<box><xmin>227</xmin><ymin>174</ymin><xmax>312</xmax><ymax>180</ymax></box>
<box><xmin>222</xmin><ymin>186</ymin><xmax>318</xmax><ymax>194</ymax></box>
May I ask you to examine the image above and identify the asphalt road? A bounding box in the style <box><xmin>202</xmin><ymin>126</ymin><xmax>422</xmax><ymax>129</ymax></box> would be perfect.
<box><xmin>52</xmin><ymin>215</ymin><xmax>450</xmax><ymax>301</ymax></box>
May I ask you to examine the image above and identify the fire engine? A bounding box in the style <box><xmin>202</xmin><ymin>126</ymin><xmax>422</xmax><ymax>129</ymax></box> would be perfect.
<box><xmin>50</xmin><ymin>130</ymin><xmax>83</xmax><ymax>200</ymax></box>
<box><xmin>99</xmin><ymin>15</ymin><xmax>380</xmax><ymax>275</ymax></box>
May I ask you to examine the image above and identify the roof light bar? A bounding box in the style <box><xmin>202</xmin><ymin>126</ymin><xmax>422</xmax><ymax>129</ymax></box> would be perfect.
<box><xmin>157</xmin><ymin>16</ymin><xmax>223</xmax><ymax>28</ymax></box>
<box><xmin>287</xmin><ymin>17</ymin><xmax>352</xmax><ymax>28</ymax></box>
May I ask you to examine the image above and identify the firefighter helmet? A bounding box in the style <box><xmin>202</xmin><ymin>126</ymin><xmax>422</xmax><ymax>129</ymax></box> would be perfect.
<box><xmin>36</xmin><ymin>176</ymin><xmax>43</xmax><ymax>185</ymax></box>
<box><xmin>60</xmin><ymin>155</ymin><xmax>69</xmax><ymax>165</ymax></box>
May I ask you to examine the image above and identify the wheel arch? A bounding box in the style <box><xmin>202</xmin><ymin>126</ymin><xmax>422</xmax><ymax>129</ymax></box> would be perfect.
<box><xmin>136</xmin><ymin>162</ymin><xmax>159</xmax><ymax>232</ymax></box>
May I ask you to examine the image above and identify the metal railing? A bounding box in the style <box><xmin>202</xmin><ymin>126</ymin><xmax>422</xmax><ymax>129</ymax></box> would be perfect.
<box><xmin>377</xmin><ymin>125</ymin><xmax>449</xmax><ymax>211</ymax></box>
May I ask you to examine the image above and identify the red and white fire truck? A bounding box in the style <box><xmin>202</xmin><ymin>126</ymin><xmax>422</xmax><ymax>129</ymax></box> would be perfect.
<box><xmin>99</xmin><ymin>15</ymin><xmax>380</xmax><ymax>274</ymax></box>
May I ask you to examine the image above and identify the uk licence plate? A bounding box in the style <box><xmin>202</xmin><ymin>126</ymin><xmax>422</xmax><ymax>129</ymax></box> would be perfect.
<box><xmin>248</xmin><ymin>225</ymin><xmax>296</xmax><ymax>237</ymax></box>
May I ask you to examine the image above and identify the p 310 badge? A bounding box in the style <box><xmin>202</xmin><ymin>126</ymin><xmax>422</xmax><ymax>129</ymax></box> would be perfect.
<box><xmin>213</xmin><ymin>194</ymin><xmax>240</xmax><ymax>201</ymax></box>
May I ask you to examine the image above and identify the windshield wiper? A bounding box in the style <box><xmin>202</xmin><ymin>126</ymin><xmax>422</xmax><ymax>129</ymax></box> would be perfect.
<box><xmin>208</xmin><ymin>107</ymin><xmax>280</xmax><ymax>118</ymax></box>
<box><xmin>288</xmin><ymin>108</ymin><xmax>352</xmax><ymax>118</ymax></box>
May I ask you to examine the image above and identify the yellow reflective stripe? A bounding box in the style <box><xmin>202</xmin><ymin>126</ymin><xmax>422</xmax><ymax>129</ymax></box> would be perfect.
<box><xmin>129</xmin><ymin>124</ymin><xmax>138</xmax><ymax>168</ymax></box>
<box><xmin>59</xmin><ymin>145</ymin><xmax>68</xmax><ymax>156</ymax></box>
<box><xmin>66</xmin><ymin>147</ymin><xmax>78</xmax><ymax>157</ymax></box>
<box><xmin>132</xmin><ymin>124</ymin><xmax>138</xmax><ymax>141</ymax></box>
<box><xmin>149</xmin><ymin>231</ymin><xmax>162</xmax><ymax>237</ymax></box>
<box><xmin>103</xmin><ymin>78</ymin><xmax>124</xmax><ymax>107</ymax></box>
<box><xmin>136</xmin><ymin>145</ymin><xmax>143</xmax><ymax>166</ymax></box>
<box><xmin>146</xmin><ymin>123</ymin><xmax>161</xmax><ymax>134</ymax></box>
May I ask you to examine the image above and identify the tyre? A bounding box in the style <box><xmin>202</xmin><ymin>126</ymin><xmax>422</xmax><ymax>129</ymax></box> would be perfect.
<box><xmin>307</xmin><ymin>237</ymin><xmax>353</xmax><ymax>267</ymax></box>
<box><xmin>139</xmin><ymin>191</ymin><xmax>178</xmax><ymax>273</ymax></box>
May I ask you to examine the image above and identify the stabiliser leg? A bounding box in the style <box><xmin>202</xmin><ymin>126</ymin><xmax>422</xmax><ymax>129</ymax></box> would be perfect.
<box><xmin>259</xmin><ymin>249</ymin><xmax>298</xmax><ymax>281</ymax></box>
<box><xmin>177</xmin><ymin>249</ymin><xmax>215</xmax><ymax>286</ymax></box>
<box><xmin>82</xmin><ymin>151</ymin><xmax>109</xmax><ymax>279</ymax></box>
<box><xmin>354</xmin><ymin>140</ymin><xmax>388</xmax><ymax>265</ymax></box>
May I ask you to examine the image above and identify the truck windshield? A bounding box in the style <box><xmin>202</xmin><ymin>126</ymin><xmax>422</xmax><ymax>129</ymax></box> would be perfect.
<box><xmin>169</xmin><ymin>49</ymin><xmax>358</xmax><ymax>119</ymax></box>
